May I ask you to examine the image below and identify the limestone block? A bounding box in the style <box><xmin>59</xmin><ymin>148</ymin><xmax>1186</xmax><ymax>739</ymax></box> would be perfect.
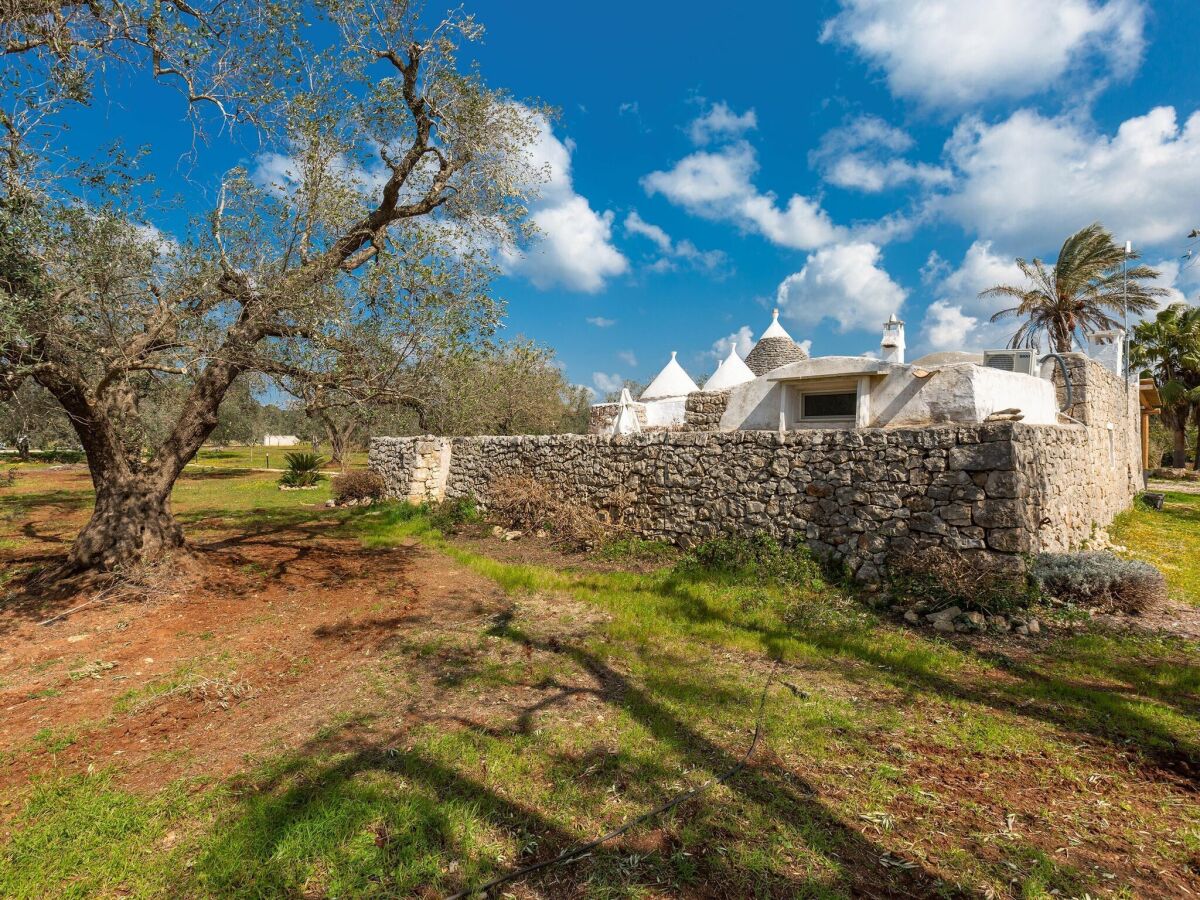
<box><xmin>949</xmin><ymin>442</ymin><xmax>1015</xmax><ymax>471</ymax></box>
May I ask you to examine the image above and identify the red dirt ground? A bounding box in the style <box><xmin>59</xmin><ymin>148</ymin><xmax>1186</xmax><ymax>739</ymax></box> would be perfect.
<box><xmin>0</xmin><ymin>470</ymin><xmax>514</xmax><ymax>795</ymax></box>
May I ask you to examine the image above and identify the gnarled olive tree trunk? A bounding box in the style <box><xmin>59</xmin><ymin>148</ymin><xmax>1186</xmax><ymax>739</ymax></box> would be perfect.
<box><xmin>70</xmin><ymin>475</ymin><xmax>183</xmax><ymax>570</ymax></box>
<box><xmin>45</xmin><ymin>357</ymin><xmax>239</xmax><ymax>572</ymax></box>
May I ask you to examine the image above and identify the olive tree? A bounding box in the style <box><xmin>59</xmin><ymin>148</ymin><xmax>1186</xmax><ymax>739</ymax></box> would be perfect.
<box><xmin>0</xmin><ymin>1</ymin><xmax>544</xmax><ymax>569</ymax></box>
<box><xmin>416</xmin><ymin>339</ymin><xmax>592</xmax><ymax>436</ymax></box>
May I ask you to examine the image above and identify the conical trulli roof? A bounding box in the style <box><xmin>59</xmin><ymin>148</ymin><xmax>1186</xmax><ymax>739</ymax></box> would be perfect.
<box><xmin>640</xmin><ymin>351</ymin><xmax>700</xmax><ymax>400</ymax></box>
<box><xmin>703</xmin><ymin>346</ymin><xmax>756</xmax><ymax>391</ymax></box>
<box><xmin>744</xmin><ymin>309</ymin><xmax>808</xmax><ymax>376</ymax></box>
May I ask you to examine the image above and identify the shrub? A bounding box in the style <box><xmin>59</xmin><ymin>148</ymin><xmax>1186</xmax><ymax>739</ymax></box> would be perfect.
<box><xmin>33</xmin><ymin>448</ymin><xmax>84</xmax><ymax>464</ymax></box>
<box><xmin>332</xmin><ymin>470</ymin><xmax>385</xmax><ymax>503</ymax></box>
<box><xmin>677</xmin><ymin>533</ymin><xmax>824</xmax><ymax>589</ymax></box>
<box><xmin>888</xmin><ymin>546</ymin><xmax>1033</xmax><ymax>614</ymax></box>
<box><xmin>279</xmin><ymin>452</ymin><xmax>325</xmax><ymax>487</ymax></box>
<box><xmin>427</xmin><ymin>496</ymin><xmax>479</xmax><ymax>533</ymax></box>
<box><xmin>486</xmin><ymin>474</ymin><xmax>613</xmax><ymax>550</ymax></box>
<box><xmin>1030</xmin><ymin>552</ymin><xmax>1166</xmax><ymax>613</ymax></box>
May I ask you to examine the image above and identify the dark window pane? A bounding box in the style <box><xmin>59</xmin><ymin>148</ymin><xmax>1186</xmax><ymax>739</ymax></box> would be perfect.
<box><xmin>803</xmin><ymin>392</ymin><xmax>856</xmax><ymax>418</ymax></box>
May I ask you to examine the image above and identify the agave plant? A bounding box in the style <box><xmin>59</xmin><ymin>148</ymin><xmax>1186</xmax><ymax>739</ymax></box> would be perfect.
<box><xmin>982</xmin><ymin>222</ymin><xmax>1166</xmax><ymax>353</ymax></box>
<box><xmin>279</xmin><ymin>451</ymin><xmax>327</xmax><ymax>487</ymax></box>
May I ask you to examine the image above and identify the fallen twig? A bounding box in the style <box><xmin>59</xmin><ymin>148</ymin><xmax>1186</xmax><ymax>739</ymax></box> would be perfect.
<box><xmin>38</xmin><ymin>585</ymin><xmax>121</xmax><ymax>626</ymax></box>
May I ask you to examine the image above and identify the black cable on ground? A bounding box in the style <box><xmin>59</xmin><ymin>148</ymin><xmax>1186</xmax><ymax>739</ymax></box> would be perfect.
<box><xmin>445</xmin><ymin>662</ymin><xmax>783</xmax><ymax>900</ymax></box>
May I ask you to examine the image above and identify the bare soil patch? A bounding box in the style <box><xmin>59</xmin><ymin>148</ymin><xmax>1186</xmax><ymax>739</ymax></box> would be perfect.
<box><xmin>0</xmin><ymin>489</ymin><xmax>518</xmax><ymax>796</ymax></box>
<box><xmin>452</xmin><ymin>523</ymin><xmax>678</xmax><ymax>575</ymax></box>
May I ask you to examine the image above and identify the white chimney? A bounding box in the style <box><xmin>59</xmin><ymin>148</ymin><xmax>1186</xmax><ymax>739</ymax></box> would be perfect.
<box><xmin>880</xmin><ymin>313</ymin><xmax>905</xmax><ymax>364</ymax></box>
<box><xmin>1085</xmin><ymin>329</ymin><xmax>1125</xmax><ymax>378</ymax></box>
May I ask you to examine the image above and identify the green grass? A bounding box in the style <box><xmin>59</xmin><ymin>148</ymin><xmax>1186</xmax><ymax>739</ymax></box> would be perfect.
<box><xmin>0</xmin><ymin>773</ymin><xmax>202</xmax><ymax>899</ymax></box>
<box><xmin>1111</xmin><ymin>490</ymin><xmax>1200</xmax><ymax>605</ymax></box>
<box><xmin>3</xmin><ymin>485</ymin><xmax>1199</xmax><ymax>898</ymax></box>
<box><xmin>189</xmin><ymin>444</ymin><xmax>367</xmax><ymax>472</ymax></box>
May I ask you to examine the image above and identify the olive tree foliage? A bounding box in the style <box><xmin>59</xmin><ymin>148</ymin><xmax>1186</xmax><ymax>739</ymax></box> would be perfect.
<box><xmin>414</xmin><ymin>339</ymin><xmax>592</xmax><ymax>436</ymax></box>
<box><xmin>0</xmin><ymin>0</ymin><xmax>546</xmax><ymax>570</ymax></box>
<box><xmin>292</xmin><ymin>338</ymin><xmax>591</xmax><ymax>466</ymax></box>
<box><xmin>0</xmin><ymin>378</ymin><xmax>74</xmax><ymax>453</ymax></box>
<box><xmin>0</xmin><ymin>0</ymin><xmax>290</xmax><ymax>125</ymax></box>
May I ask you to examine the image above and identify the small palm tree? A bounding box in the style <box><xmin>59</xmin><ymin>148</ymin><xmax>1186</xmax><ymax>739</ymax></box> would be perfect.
<box><xmin>1132</xmin><ymin>304</ymin><xmax>1200</xmax><ymax>467</ymax></box>
<box><xmin>279</xmin><ymin>451</ymin><xmax>327</xmax><ymax>487</ymax></box>
<box><xmin>981</xmin><ymin>222</ymin><xmax>1166</xmax><ymax>353</ymax></box>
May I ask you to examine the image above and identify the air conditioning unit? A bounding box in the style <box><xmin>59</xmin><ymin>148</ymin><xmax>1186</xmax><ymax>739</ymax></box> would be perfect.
<box><xmin>983</xmin><ymin>349</ymin><xmax>1037</xmax><ymax>376</ymax></box>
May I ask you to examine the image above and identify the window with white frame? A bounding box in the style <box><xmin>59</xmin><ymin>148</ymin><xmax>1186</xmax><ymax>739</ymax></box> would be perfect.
<box><xmin>799</xmin><ymin>389</ymin><xmax>857</xmax><ymax>422</ymax></box>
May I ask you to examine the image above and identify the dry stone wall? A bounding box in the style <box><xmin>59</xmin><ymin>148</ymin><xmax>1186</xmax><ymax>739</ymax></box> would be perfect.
<box><xmin>681</xmin><ymin>390</ymin><xmax>730</xmax><ymax>432</ymax></box>
<box><xmin>380</xmin><ymin>437</ymin><xmax>452</xmax><ymax>503</ymax></box>
<box><xmin>370</xmin><ymin>356</ymin><xmax>1140</xmax><ymax>584</ymax></box>
<box><xmin>372</xmin><ymin>426</ymin><xmax>1135</xmax><ymax>585</ymax></box>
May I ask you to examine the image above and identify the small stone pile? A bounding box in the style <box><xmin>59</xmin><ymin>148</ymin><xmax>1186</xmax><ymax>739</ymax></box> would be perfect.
<box><xmin>893</xmin><ymin>600</ymin><xmax>1042</xmax><ymax>636</ymax></box>
<box><xmin>324</xmin><ymin>496</ymin><xmax>374</xmax><ymax>508</ymax></box>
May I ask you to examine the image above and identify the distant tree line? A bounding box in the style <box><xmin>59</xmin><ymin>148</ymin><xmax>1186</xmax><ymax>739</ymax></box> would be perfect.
<box><xmin>2</xmin><ymin>338</ymin><xmax>591</xmax><ymax>463</ymax></box>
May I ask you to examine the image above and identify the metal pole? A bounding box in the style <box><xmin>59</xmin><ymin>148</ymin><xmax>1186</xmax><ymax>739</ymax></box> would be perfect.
<box><xmin>1123</xmin><ymin>240</ymin><xmax>1131</xmax><ymax>382</ymax></box>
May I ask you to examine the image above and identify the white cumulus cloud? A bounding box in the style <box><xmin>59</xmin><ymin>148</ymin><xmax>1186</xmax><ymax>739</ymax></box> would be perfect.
<box><xmin>709</xmin><ymin>326</ymin><xmax>755</xmax><ymax>360</ymax></box>
<box><xmin>922</xmin><ymin>300</ymin><xmax>980</xmax><ymax>350</ymax></box>
<box><xmin>821</xmin><ymin>0</ymin><xmax>1146</xmax><ymax>109</ymax></box>
<box><xmin>775</xmin><ymin>242</ymin><xmax>907</xmax><ymax>333</ymax></box>
<box><xmin>917</xmin><ymin>239</ymin><xmax>1194</xmax><ymax>352</ymax></box>
<box><xmin>688</xmin><ymin>101</ymin><xmax>758</xmax><ymax>145</ymax></box>
<box><xmin>812</xmin><ymin>115</ymin><xmax>952</xmax><ymax>193</ymax></box>
<box><xmin>592</xmin><ymin>372</ymin><xmax>625</xmax><ymax>394</ymax></box>
<box><xmin>642</xmin><ymin>141</ymin><xmax>844</xmax><ymax>251</ymax></box>
<box><xmin>938</xmin><ymin>106</ymin><xmax>1200</xmax><ymax>254</ymax></box>
<box><xmin>624</xmin><ymin>210</ymin><xmax>673</xmax><ymax>252</ymax></box>
<box><xmin>624</xmin><ymin>211</ymin><xmax>728</xmax><ymax>274</ymax></box>
<box><xmin>502</xmin><ymin>115</ymin><xmax>629</xmax><ymax>292</ymax></box>
<box><xmin>917</xmin><ymin>241</ymin><xmax>1024</xmax><ymax>350</ymax></box>
<box><xmin>586</xmin><ymin>316</ymin><xmax>616</xmax><ymax>328</ymax></box>
<box><xmin>937</xmin><ymin>241</ymin><xmax>1026</xmax><ymax>317</ymax></box>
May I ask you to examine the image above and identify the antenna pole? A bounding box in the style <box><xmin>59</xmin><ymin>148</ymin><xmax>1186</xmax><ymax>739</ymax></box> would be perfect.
<box><xmin>1123</xmin><ymin>240</ymin><xmax>1131</xmax><ymax>382</ymax></box>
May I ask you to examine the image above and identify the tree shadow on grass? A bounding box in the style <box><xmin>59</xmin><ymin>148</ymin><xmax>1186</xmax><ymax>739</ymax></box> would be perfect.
<box><xmin>0</xmin><ymin>488</ymin><xmax>93</xmax><ymax>518</ymax></box>
<box><xmin>194</xmin><ymin>612</ymin><xmax>971</xmax><ymax>899</ymax></box>
<box><xmin>0</xmin><ymin>502</ymin><xmax>396</xmax><ymax>636</ymax></box>
<box><xmin>641</xmin><ymin>572</ymin><xmax>1200</xmax><ymax>784</ymax></box>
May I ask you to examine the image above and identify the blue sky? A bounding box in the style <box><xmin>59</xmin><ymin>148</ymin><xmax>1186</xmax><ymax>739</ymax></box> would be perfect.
<box><xmin>74</xmin><ymin>0</ymin><xmax>1200</xmax><ymax>394</ymax></box>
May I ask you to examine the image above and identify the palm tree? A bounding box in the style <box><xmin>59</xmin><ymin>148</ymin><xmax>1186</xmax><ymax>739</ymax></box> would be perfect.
<box><xmin>981</xmin><ymin>222</ymin><xmax>1166</xmax><ymax>353</ymax></box>
<box><xmin>1132</xmin><ymin>303</ymin><xmax>1200</xmax><ymax>468</ymax></box>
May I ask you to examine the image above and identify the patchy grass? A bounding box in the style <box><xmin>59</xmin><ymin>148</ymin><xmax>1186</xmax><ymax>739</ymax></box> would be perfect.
<box><xmin>1</xmin><ymin>475</ymin><xmax>1198</xmax><ymax>898</ymax></box>
<box><xmin>189</xmin><ymin>444</ymin><xmax>367</xmax><ymax>472</ymax></box>
<box><xmin>1111</xmin><ymin>490</ymin><xmax>1200</xmax><ymax>606</ymax></box>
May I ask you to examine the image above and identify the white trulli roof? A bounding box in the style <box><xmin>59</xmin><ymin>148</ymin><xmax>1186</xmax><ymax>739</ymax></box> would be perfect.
<box><xmin>640</xmin><ymin>351</ymin><xmax>700</xmax><ymax>400</ymax></box>
<box><xmin>703</xmin><ymin>346</ymin><xmax>756</xmax><ymax>391</ymax></box>
<box><xmin>760</xmin><ymin>308</ymin><xmax>792</xmax><ymax>340</ymax></box>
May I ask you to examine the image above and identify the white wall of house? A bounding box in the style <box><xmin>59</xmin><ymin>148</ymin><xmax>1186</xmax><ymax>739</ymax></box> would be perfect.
<box><xmin>871</xmin><ymin>365</ymin><xmax>1058</xmax><ymax>426</ymax></box>
<box><xmin>642</xmin><ymin>397</ymin><xmax>689</xmax><ymax>428</ymax></box>
<box><xmin>718</xmin><ymin>358</ymin><xmax>1058</xmax><ymax>431</ymax></box>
